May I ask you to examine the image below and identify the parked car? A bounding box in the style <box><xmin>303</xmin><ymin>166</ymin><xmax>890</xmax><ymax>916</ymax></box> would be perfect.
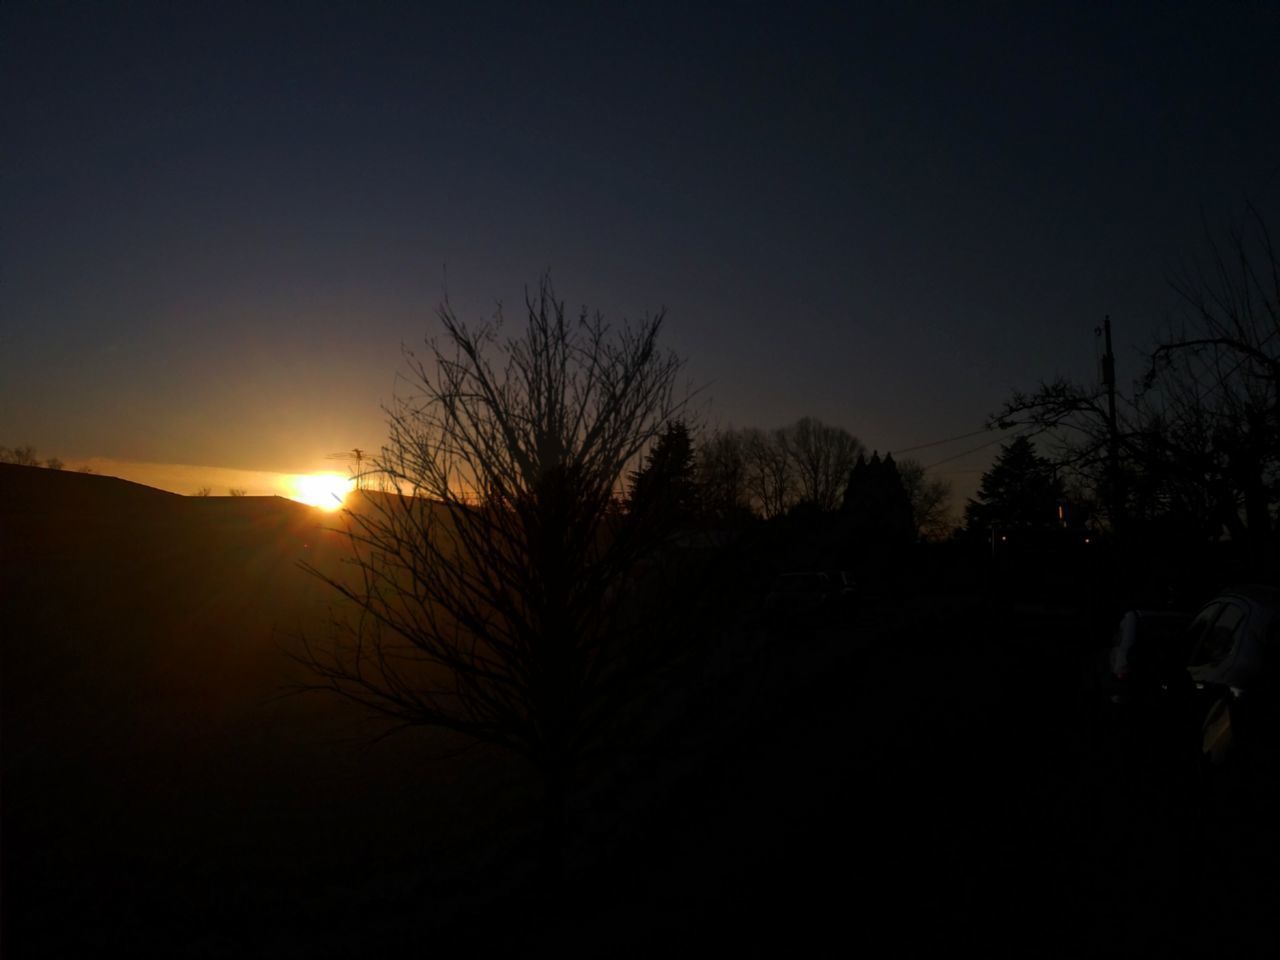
<box><xmin>1156</xmin><ymin>586</ymin><xmax>1280</xmax><ymax>950</ymax></box>
<box><xmin>1183</xmin><ymin>585</ymin><xmax>1280</xmax><ymax>771</ymax></box>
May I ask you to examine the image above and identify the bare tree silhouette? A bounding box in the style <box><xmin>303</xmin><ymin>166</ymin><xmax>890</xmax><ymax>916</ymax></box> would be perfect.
<box><xmin>1149</xmin><ymin>204</ymin><xmax>1280</xmax><ymax>565</ymax></box>
<box><xmin>737</xmin><ymin>418</ymin><xmax>861</xmax><ymax>517</ymax></box>
<box><xmin>296</xmin><ymin>277</ymin><xmax>686</xmax><ymax>875</ymax></box>
<box><xmin>898</xmin><ymin>458</ymin><xmax>953</xmax><ymax>539</ymax></box>
<box><xmin>994</xmin><ymin>205</ymin><xmax>1280</xmax><ymax>565</ymax></box>
<box><xmin>788</xmin><ymin>416</ymin><xmax>862</xmax><ymax>511</ymax></box>
<box><xmin>742</xmin><ymin>426</ymin><xmax>795</xmax><ymax>519</ymax></box>
<box><xmin>696</xmin><ymin>428</ymin><xmax>750</xmax><ymax>522</ymax></box>
<box><xmin>0</xmin><ymin>444</ymin><xmax>40</xmax><ymax>466</ymax></box>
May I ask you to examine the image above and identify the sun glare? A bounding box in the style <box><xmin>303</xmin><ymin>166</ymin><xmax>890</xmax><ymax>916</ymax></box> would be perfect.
<box><xmin>291</xmin><ymin>473</ymin><xmax>354</xmax><ymax>510</ymax></box>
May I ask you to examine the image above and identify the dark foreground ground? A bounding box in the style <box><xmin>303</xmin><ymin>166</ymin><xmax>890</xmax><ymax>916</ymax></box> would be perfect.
<box><xmin>3</xmin><ymin>465</ymin><xmax>1275</xmax><ymax>955</ymax></box>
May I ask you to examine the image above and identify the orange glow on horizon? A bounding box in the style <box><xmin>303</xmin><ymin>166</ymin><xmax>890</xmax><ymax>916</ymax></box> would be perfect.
<box><xmin>290</xmin><ymin>472</ymin><xmax>355</xmax><ymax>510</ymax></box>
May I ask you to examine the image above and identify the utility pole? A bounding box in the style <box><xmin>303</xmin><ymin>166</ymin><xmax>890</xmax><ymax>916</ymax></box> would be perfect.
<box><xmin>1101</xmin><ymin>315</ymin><xmax>1122</xmax><ymax>536</ymax></box>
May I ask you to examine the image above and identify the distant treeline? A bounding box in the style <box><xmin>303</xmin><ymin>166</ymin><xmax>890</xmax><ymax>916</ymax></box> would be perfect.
<box><xmin>629</xmin><ymin>418</ymin><xmax>952</xmax><ymax>541</ymax></box>
<box><xmin>0</xmin><ymin>444</ymin><xmax>86</xmax><ymax>472</ymax></box>
<box><xmin>5</xmin><ymin>421</ymin><xmax>952</xmax><ymax>538</ymax></box>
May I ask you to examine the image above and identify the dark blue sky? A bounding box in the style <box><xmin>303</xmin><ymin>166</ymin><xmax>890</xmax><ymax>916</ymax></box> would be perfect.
<box><xmin>3</xmin><ymin>1</ymin><xmax>1278</xmax><ymax>499</ymax></box>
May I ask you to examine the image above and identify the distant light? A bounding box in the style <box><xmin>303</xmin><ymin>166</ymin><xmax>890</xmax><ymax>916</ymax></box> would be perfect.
<box><xmin>1000</xmin><ymin>535</ymin><xmax>1008</xmax><ymax>542</ymax></box>
<box><xmin>1084</xmin><ymin>537</ymin><xmax>1091</xmax><ymax>544</ymax></box>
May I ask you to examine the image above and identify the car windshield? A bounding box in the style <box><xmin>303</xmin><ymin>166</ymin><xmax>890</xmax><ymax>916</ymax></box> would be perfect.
<box><xmin>1182</xmin><ymin>604</ymin><xmax>1221</xmax><ymax>661</ymax></box>
<box><xmin>1188</xmin><ymin>602</ymin><xmax>1246</xmax><ymax>668</ymax></box>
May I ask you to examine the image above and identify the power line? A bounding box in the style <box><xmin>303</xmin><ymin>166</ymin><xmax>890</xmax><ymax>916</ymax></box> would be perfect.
<box><xmin>891</xmin><ymin>425</ymin><xmax>1004</xmax><ymax>456</ymax></box>
<box><xmin>921</xmin><ymin>428</ymin><xmax>1037</xmax><ymax>470</ymax></box>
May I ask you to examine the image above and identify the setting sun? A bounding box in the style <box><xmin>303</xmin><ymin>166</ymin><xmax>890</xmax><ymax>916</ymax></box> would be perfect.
<box><xmin>290</xmin><ymin>472</ymin><xmax>354</xmax><ymax>510</ymax></box>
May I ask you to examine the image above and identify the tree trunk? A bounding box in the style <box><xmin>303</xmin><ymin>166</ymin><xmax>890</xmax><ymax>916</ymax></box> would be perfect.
<box><xmin>532</xmin><ymin>749</ymin><xmax>571</xmax><ymax>936</ymax></box>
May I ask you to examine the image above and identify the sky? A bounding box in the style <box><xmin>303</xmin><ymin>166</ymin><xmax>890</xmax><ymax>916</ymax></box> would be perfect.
<box><xmin>3</xmin><ymin>1</ymin><xmax>1278</xmax><ymax>504</ymax></box>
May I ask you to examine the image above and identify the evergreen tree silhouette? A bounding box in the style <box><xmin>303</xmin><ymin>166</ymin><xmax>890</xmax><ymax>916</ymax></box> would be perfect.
<box><xmin>842</xmin><ymin>450</ymin><xmax>915</xmax><ymax>543</ymax></box>
<box><xmin>628</xmin><ymin>420</ymin><xmax>700</xmax><ymax>529</ymax></box>
<box><xmin>963</xmin><ymin>436</ymin><xmax>1064</xmax><ymax>535</ymax></box>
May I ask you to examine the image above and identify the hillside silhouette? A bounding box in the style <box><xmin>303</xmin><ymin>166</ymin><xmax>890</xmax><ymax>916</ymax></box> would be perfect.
<box><xmin>1</xmin><ymin>466</ymin><xmax>540</xmax><ymax>954</ymax></box>
<box><xmin>2</xmin><ymin>463</ymin><xmax>1270</xmax><ymax>955</ymax></box>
